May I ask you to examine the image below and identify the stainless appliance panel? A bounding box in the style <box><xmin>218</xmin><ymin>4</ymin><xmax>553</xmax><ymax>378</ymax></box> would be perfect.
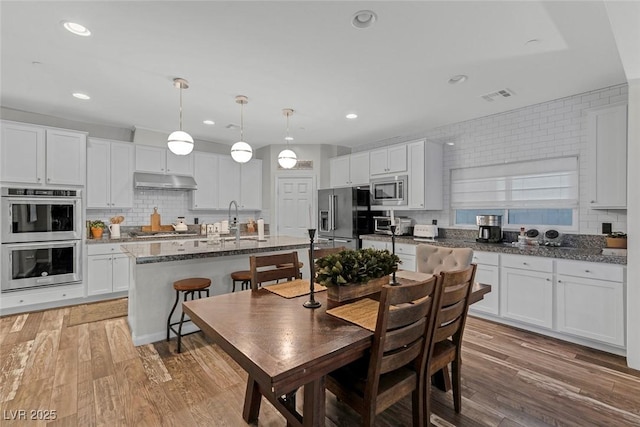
<box><xmin>371</xmin><ymin>175</ymin><xmax>408</xmax><ymax>206</ymax></box>
<box><xmin>1</xmin><ymin>191</ymin><xmax>82</xmax><ymax>242</ymax></box>
<box><xmin>332</xmin><ymin>187</ymin><xmax>354</xmax><ymax>239</ymax></box>
<box><xmin>2</xmin><ymin>240</ymin><xmax>82</xmax><ymax>292</ymax></box>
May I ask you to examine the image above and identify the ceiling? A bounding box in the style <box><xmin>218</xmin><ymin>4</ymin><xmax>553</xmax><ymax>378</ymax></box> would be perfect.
<box><xmin>0</xmin><ymin>1</ymin><xmax>630</xmax><ymax>149</ymax></box>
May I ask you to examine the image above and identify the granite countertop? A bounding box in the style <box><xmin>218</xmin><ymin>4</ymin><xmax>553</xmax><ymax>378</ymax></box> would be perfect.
<box><xmin>120</xmin><ymin>235</ymin><xmax>312</xmax><ymax>264</ymax></box>
<box><xmin>86</xmin><ymin>232</ymin><xmax>202</xmax><ymax>244</ymax></box>
<box><xmin>360</xmin><ymin>234</ymin><xmax>626</xmax><ymax>265</ymax></box>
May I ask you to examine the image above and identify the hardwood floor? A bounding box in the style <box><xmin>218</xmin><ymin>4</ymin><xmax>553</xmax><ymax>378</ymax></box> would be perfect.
<box><xmin>1</xmin><ymin>304</ymin><xmax>639</xmax><ymax>426</ymax></box>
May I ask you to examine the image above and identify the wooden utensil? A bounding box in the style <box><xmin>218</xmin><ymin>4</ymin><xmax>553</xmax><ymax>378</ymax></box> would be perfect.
<box><xmin>151</xmin><ymin>208</ymin><xmax>161</xmax><ymax>231</ymax></box>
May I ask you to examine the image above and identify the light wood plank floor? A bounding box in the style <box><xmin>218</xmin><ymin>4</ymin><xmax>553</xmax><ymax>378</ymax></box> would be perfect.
<box><xmin>1</xmin><ymin>304</ymin><xmax>639</xmax><ymax>426</ymax></box>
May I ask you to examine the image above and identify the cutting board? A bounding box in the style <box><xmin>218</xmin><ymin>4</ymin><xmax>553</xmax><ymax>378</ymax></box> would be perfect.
<box><xmin>150</xmin><ymin>208</ymin><xmax>161</xmax><ymax>231</ymax></box>
<box><xmin>141</xmin><ymin>225</ymin><xmax>174</xmax><ymax>232</ymax></box>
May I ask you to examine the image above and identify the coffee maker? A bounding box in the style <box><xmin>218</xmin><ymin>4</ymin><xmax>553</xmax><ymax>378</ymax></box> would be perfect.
<box><xmin>476</xmin><ymin>215</ymin><xmax>503</xmax><ymax>243</ymax></box>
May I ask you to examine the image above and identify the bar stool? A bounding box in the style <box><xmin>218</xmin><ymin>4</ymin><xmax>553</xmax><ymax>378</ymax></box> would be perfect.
<box><xmin>231</xmin><ymin>270</ymin><xmax>251</xmax><ymax>292</ymax></box>
<box><xmin>166</xmin><ymin>277</ymin><xmax>211</xmax><ymax>353</ymax></box>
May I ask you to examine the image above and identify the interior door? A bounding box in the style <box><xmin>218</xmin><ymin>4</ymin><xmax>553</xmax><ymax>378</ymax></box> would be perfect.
<box><xmin>276</xmin><ymin>176</ymin><xmax>314</xmax><ymax>238</ymax></box>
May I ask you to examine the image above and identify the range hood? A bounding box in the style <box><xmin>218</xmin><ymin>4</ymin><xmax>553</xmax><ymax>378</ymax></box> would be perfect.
<box><xmin>134</xmin><ymin>172</ymin><xmax>197</xmax><ymax>190</ymax></box>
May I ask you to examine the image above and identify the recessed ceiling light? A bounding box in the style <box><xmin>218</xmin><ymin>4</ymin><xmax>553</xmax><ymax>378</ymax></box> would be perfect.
<box><xmin>72</xmin><ymin>92</ymin><xmax>90</xmax><ymax>100</ymax></box>
<box><xmin>346</xmin><ymin>113</ymin><xmax>358</xmax><ymax>119</ymax></box>
<box><xmin>285</xmin><ymin>136</ymin><xmax>294</xmax><ymax>141</ymax></box>
<box><xmin>446</xmin><ymin>142</ymin><xmax>455</xmax><ymax>146</ymax></box>
<box><xmin>448</xmin><ymin>75</ymin><xmax>468</xmax><ymax>85</ymax></box>
<box><xmin>62</xmin><ymin>21</ymin><xmax>91</xmax><ymax>37</ymax></box>
<box><xmin>203</xmin><ymin>120</ymin><xmax>215</xmax><ymax>125</ymax></box>
<box><xmin>352</xmin><ymin>10</ymin><xmax>377</xmax><ymax>29</ymax></box>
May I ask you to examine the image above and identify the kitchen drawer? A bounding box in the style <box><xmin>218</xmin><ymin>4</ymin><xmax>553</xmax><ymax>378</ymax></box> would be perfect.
<box><xmin>87</xmin><ymin>243</ymin><xmax>126</xmax><ymax>256</ymax></box>
<box><xmin>472</xmin><ymin>251</ymin><xmax>499</xmax><ymax>266</ymax></box>
<box><xmin>0</xmin><ymin>283</ymin><xmax>84</xmax><ymax>310</ymax></box>
<box><xmin>557</xmin><ymin>260</ymin><xmax>624</xmax><ymax>282</ymax></box>
<box><xmin>501</xmin><ymin>254</ymin><xmax>552</xmax><ymax>272</ymax></box>
<box><xmin>395</xmin><ymin>243</ymin><xmax>416</xmax><ymax>256</ymax></box>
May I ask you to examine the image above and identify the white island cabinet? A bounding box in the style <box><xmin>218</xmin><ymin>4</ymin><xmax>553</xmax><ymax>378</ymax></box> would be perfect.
<box><xmin>87</xmin><ymin>243</ymin><xmax>130</xmax><ymax>296</ymax></box>
<box><xmin>1</xmin><ymin>121</ymin><xmax>86</xmax><ymax>186</ymax></box>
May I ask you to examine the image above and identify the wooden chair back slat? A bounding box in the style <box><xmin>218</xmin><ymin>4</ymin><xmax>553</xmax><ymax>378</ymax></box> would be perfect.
<box><xmin>383</xmin><ymin>317</ymin><xmax>427</xmax><ymax>352</ymax></box>
<box><xmin>249</xmin><ymin>252</ymin><xmax>300</xmax><ymax>291</ymax></box>
<box><xmin>433</xmin><ymin>318</ymin><xmax>462</xmax><ymax>343</ymax></box>
<box><xmin>437</xmin><ymin>300</ymin><xmax>465</xmax><ymax>325</ymax></box>
<box><xmin>387</xmin><ymin>299</ymin><xmax>431</xmax><ymax>330</ymax></box>
<box><xmin>379</xmin><ymin>338</ymin><xmax>424</xmax><ymax>374</ymax></box>
<box><xmin>311</xmin><ymin>246</ymin><xmax>347</xmax><ymax>261</ymax></box>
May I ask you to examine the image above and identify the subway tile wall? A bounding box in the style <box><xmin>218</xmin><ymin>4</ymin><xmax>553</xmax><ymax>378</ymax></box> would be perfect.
<box><xmin>87</xmin><ymin>189</ymin><xmax>262</xmax><ymax>227</ymax></box>
<box><xmin>356</xmin><ymin>84</ymin><xmax>628</xmax><ymax>235</ymax></box>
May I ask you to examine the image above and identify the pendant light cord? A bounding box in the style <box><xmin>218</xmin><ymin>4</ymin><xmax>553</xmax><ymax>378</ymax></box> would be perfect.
<box><xmin>286</xmin><ymin>113</ymin><xmax>290</xmax><ymax>147</ymax></box>
<box><xmin>240</xmin><ymin>102</ymin><xmax>244</xmax><ymax>142</ymax></box>
<box><xmin>179</xmin><ymin>85</ymin><xmax>184</xmax><ymax>131</ymax></box>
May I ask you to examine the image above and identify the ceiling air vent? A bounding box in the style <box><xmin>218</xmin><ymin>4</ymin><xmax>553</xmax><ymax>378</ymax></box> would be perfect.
<box><xmin>481</xmin><ymin>88</ymin><xmax>516</xmax><ymax>102</ymax></box>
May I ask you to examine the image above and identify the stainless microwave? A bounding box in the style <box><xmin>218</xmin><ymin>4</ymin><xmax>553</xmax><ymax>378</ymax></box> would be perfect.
<box><xmin>371</xmin><ymin>175</ymin><xmax>408</xmax><ymax>206</ymax></box>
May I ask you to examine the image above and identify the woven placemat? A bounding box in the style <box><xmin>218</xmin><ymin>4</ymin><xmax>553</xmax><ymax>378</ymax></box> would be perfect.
<box><xmin>326</xmin><ymin>298</ymin><xmax>380</xmax><ymax>332</ymax></box>
<box><xmin>264</xmin><ymin>279</ymin><xmax>327</xmax><ymax>299</ymax></box>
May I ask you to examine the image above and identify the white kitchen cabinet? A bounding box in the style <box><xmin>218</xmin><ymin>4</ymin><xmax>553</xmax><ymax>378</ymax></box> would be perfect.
<box><xmin>329</xmin><ymin>152</ymin><xmax>370</xmax><ymax>188</ymax></box>
<box><xmin>407</xmin><ymin>139</ymin><xmax>443</xmax><ymax>210</ymax></box>
<box><xmin>500</xmin><ymin>254</ymin><xmax>553</xmax><ymax>329</ymax></box>
<box><xmin>361</xmin><ymin>239</ymin><xmax>415</xmax><ymax>271</ymax></box>
<box><xmin>0</xmin><ymin>283</ymin><xmax>84</xmax><ymax>312</ymax></box>
<box><xmin>87</xmin><ymin>138</ymin><xmax>134</xmax><ymax>209</ymax></box>
<box><xmin>587</xmin><ymin>103</ymin><xmax>627</xmax><ymax>209</ymax></box>
<box><xmin>191</xmin><ymin>151</ymin><xmax>219</xmax><ymax>210</ymax></box>
<box><xmin>369</xmin><ymin>145</ymin><xmax>406</xmax><ymax>176</ymax></box>
<box><xmin>469</xmin><ymin>251</ymin><xmax>500</xmax><ymax>316</ymax></box>
<box><xmin>87</xmin><ymin>244</ymin><xmax>130</xmax><ymax>296</ymax></box>
<box><xmin>218</xmin><ymin>156</ymin><xmax>241</xmax><ymax>207</ymax></box>
<box><xmin>556</xmin><ymin>260</ymin><xmax>624</xmax><ymax>346</ymax></box>
<box><xmin>1</xmin><ymin>121</ymin><xmax>86</xmax><ymax>186</ymax></box>
<box><xmin>240</xmin><ymin>159</ymin><xmax>262</xmax><ymax>210</ymax></box>
<box><xmin>135</xmin><ymin>144</ymin><xmax>194</xmax><ymax>176</ymax></box>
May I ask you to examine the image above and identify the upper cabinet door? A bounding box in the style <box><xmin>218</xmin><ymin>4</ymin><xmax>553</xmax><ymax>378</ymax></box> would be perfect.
<box><xmin>329</xmin><ymin>155</ymin><xmax>351</xmax><ymax>188</ymax></box>
<box><xmin>386</xmin><ymin>144</ymin><xmax>407</xmax><ymax>174</ymax></box>
<box><xmin>218</xmin><ymin>156</ymin><xmax>240</xmax><ymax>205</ymax></box>
<box><xmin>110</xmin><ymin>142</ymin><xmax>134</xmax><ymax>208</ymax></box>
<box><xmin>135</xmin><ymin>145</ymin><xmax>166</xmax><ymax>173</ymax></box>
<box><xmin>166</xmin><ymin>151</ymin><xmax>194</xmax><ymax>176</ymax></box>
<box><xmin>587</xmin><ymin>103</ymin><xmax>627</xmax><ymax>209</ymax></box>
<box><xmin>1</xmin><ymin>122</ymin><xmax>45</xmax><ymax>184</ymax></box>
<box><xmin>191</xmin><ymin>152</ymin><xmax>219</xmax><ymax>210</ymax></box>
<box><xmin>240</xmin><ymin>159</ymin><xmax>262</xmax><ymax>210</ymax></box>
<box><xmin>369</xmin><ymin>148</ymin><xmax>388</xmax><ymax>175</ymax></box>
<box><xmin>86</xmin><ymin>139</ymin><xmax>111</xmax><ymax>208</ymax></box>
<box><xmin>45</xmin><ymin>129</ymin><xmax>86</xmax><ymax>186</ymax></box>
<box><xmin>349</xmin><ymin>152</ymin><xmax>370</xmax><ymax>186</ymax></box>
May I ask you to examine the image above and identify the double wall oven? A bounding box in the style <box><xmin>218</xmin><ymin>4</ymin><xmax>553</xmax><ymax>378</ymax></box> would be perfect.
<box><xmin>1</xmin><ymin>188</ymin><xmax>82</xmax><ymax>292</ymax></box>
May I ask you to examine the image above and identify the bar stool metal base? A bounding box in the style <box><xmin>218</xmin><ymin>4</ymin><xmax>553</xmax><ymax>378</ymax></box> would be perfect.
<box><xmin>166</xmin><ymin>278</ymin><xmax>211</xmax><ymax>353</ymax></box>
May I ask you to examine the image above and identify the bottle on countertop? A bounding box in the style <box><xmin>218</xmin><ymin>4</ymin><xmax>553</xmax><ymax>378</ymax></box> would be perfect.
<box><xmin>517</xmin><ymin>227</ymin><xmax>527</xmax><ymax>247</ymax></box>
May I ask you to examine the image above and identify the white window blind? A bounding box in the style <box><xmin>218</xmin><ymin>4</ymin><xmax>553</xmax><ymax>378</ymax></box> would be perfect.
<box><xmin>451</xmin><ymin>157</ymin><xmax>578</xmax><ymax>208</ymax></box>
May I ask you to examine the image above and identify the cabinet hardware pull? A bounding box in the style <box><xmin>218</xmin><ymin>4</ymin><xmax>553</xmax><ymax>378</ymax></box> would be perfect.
<box><xmin>585</xmin><ymin>270</ymin><xmax>590</xmax><ymax>273</ymax></box>
<box><xmin>523</xmin><ymin>262</ymin><xmax>528</xmax><ymax>265</ymax></box>
<box><xmin>558</xmin><ymin>280</ymin><xmax>562</xmax><ymax>283</ymax></box>
<box><xmin>546</xmin><ymin>278</ymin><xmax>550</xmax><ymax>281</ymax></box>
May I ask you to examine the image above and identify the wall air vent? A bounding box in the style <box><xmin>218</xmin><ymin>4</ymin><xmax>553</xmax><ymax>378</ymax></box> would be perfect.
<box><xmin>481</xmin><ymin>88</ymin><xmax>516</xmax><ymax>102</ymax></box>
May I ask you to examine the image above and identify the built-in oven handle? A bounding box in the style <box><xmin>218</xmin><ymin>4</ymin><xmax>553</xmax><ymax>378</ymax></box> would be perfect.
<box><xmin>333</xmin><ymin>239</ymin><xmax>351</xmax><ymax>243</ymax></box>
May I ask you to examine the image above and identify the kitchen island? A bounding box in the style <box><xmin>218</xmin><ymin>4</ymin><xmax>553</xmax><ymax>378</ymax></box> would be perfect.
<box><xmin>120</xmin><ymin>235</ymin><xmax>313</xmax><ymax>345</ymax></box>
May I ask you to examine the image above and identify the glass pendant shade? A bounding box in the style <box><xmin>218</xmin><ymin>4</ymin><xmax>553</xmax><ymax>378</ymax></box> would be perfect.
<box><xmin>167</xmin><ymin>131</ymin><xmax>194</xmax><ymax>155</ymax></box>
<box><xmin>231</xmin><ymin>141</ymin><xmax>253</xmax><ymax>163</ymax></box>
<box><xmin>278</xmin><ymin>149</ymin><xmax>297</xmax><ymax>169</ymax></box>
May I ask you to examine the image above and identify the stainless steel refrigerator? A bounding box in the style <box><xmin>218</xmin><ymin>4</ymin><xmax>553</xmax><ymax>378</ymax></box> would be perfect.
<box><xmin>317</xmin><ymin>186</ymin><xmax>377</xmax><ymax>249</ymax></box>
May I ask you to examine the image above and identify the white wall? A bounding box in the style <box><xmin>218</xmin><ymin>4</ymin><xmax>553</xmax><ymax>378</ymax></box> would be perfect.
<box><xmin>354</xmin><ymin>84</ymin><xmax>628</xmax><ymax>235</ymax></box>
<box><xmin>625</xmin><ymin>79</ymin><xmax>639</xmax><ymax>370</ymax></box>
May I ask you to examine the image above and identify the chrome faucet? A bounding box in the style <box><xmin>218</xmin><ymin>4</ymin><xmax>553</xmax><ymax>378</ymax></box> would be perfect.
<box><xmin>228</xmin><ymin>200</ymin><xmax>240</xmax><ymax>242</ymax></box>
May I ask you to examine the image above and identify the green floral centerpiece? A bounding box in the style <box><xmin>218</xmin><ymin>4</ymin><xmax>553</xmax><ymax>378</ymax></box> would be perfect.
<box><xmin>316</xmin><ymin>248</ymin><xmax>400</xmax><ymax>303</ymax></box>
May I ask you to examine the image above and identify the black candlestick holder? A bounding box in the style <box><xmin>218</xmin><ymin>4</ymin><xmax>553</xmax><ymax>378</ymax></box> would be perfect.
<box><xmin>303</xmin><ymin>228</ymin><xmax>321</xmax><ymax>308</ymax></box>
<box><xmin>390</xmin><ymin>225</ymin><xmax>399</xmax><ymax>286</ymax></box>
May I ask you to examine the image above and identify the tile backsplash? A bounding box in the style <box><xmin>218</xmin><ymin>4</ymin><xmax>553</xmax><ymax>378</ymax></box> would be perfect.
<box><xmin>87</xmin><ymin>189</ymin><xmax>262</xmax><ymax>226</ymax></box>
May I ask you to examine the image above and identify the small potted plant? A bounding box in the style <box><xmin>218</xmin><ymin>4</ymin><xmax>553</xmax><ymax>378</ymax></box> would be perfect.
<box><xmin>605</xmin><ymin>232</ymin><xmax>627</xmax><ymax>249</ymax></box>
<box><xmin>315</xmin><ymin>248</ymin><xmax>400</xmax><ymax>302</ymax></box>
<box><xmin>90</xmin><ymin>220</ymin><xmax>106</xmax><ymax>239</ymax></box>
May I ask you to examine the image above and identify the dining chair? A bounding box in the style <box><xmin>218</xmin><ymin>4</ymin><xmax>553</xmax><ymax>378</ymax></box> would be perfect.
<box><xmin>249</xmin><ymin>251</ymin><xmax>300</xmax><ymax>291</ymax></box>
<box><xmin>424</xmin><ymin>264</ymin><xmax>477</xmax><ymax>424</ymax></box>
<box><xmin>326</xmin><ymin>276</ymin><xmax>444</xmax><ymax>427</ymax></box>
<box><xmin>415</xmin><ymin>244</ymin><xmax>473</xmax><ymax>275</ymax></box>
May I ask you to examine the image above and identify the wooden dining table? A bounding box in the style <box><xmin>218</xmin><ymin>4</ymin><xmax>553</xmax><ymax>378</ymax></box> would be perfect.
<box><xmin>183</xmin><ymin>276</ymin><xmax>490</xmax><ymax>427</ymax></box>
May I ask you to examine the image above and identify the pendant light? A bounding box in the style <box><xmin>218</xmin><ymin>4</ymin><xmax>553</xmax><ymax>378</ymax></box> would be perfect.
<box><xmin>278</xmin><ymin>108</ymin><xmax>297</xmax><ymax>169</ymax></box>
<box><xmin>167</xmin><ymin>78</ymin><xmax>194</xmax><ymax>155</ymax></box>
<box><xmin>230</xmin><ymin>95</ymin><xmax>253</xmax><ymax>163</ymax></box>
